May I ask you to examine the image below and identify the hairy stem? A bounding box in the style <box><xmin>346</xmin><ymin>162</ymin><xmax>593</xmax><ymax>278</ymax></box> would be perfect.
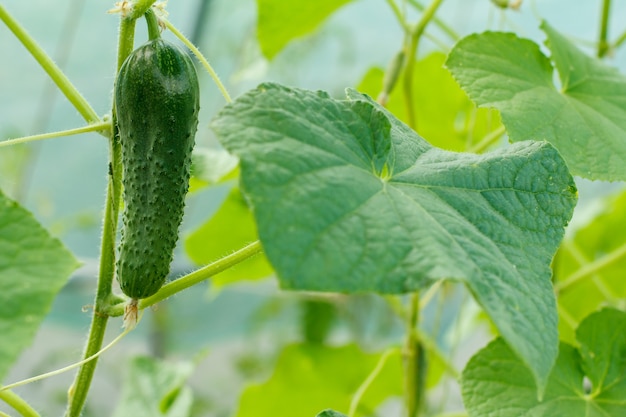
<box><xmin>0</xmin><ymin>390</ymin><xmax>41</xmax><ymax>417</ymax></box>
<box><xmin>106</xmin><ymin>241</ymin><xmax>264</xmax><ymax>317</ymax></box>
<box><xmin>0</xmin><ymin>5</ymin><xmax>99</xmax><ymax>124</ymax></box>
<box><xmin>0</xmin><ymin>121</ymin><xmax>111</xmax><ymax>148</ymax></box>
<box><xmin>65</xmin><ymin>15</ymin><xmax>134</xmax><ymax>417</ymax></box>
<box><xmin>597</xmin><ymin>0</ymin><xmax>611</xmax><ymax>57</ymax></box>
<box><xmin>145</xmin><ymin>8</ymin><xmax>160</xmax><ymax>40</ymax></box>
<box><xmin>162</xmin><ymin>18</ymin><xmax>232</xmax><ymax>103</ymax></box>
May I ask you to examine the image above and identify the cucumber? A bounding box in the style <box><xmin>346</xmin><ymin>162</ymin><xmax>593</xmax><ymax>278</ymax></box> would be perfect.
<box><xmin>115</xmin><ymin>37</ymin><xmax>199</xmax><ymax>299</ymax></box>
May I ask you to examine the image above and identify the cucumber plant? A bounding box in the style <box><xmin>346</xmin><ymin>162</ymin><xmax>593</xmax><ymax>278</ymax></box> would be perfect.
<box><xmin>1</xmin><ymin>1</ymin><xmax>626</xmax><ymax>417</ymax></box>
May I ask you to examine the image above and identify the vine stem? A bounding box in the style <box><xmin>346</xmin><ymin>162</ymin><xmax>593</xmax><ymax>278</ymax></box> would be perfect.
<box><xmin>348</xmin><ymin>348</ymin><xmax>400</xmax><ymax>417</ymax></box>
<box><xmin>162</xmin><ymin>18</ymin><xmax>232</xmax><ymax>103</ymax></box>
<box><xmin>402</xmin><ymin>0</ymin><xmax>445</xmax><ymax>130</ymax></box>
<box><xmin>0</xmin><ymin>390</ymin><xmax>41</xmax><ymax>417</ymax></box>
<box><xmin>64</xmin><ymin>14</ymin><xmax>135</xmax><ymax>417</ymax></box>
<box><xmin>1</xmin><ymin>325</ymin><xmax>133</xmax><ymax>393</ymax></box>
<box><xmin>555</xmin><ymin>240</ymin><xmax>626</xmax><ymax>293</ymax></box>
<box><xmin>404</xmin><ymin>292</ymin><xmax>424</xmax><ymax>417</ymax></box>
<box><xmin>0</xmin><ymin>5</ymin><xmax>99</xmax><ymax>124</ymax></box>
<box><xmin>597</xmin><ymin>0</ymin><xmax>611</xmax><ymax>57</ymax></box>
<box><xmin>0</xmin><ymin>121</ymin><xmax>111</xmax><ymax>148</ymax></box>
<box><xmin>106</xmin><ymin>240</ymin><xmax>264</xmax><ymax>317</ymax></box>
<box><xmin>468</xmin><ymin>125</ymin><xmax>506</xmax><ymax>153</ymax></box>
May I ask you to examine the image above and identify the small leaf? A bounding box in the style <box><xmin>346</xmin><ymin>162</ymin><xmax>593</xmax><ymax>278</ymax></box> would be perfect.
<box><xmin>112</xmin><ymin>356</ymin><xmax>194</xmax><ymax>417</ymax></box>
<box><xmin>256</xmin><ymin>0</ymin><xmax>352</xmax><ymax>59</ymax></box>
<box><xmin>235</xmin><ymin>344</ymin><xmax>402</xmax><ymax>417</ymax></box>
<box><xmin>184</xmin><ymin>186</ymin><xmax>273</xmax><ymax>287</ymax></box>
<box><xmin>0</xmin><ymin>190</ymin><xmax>79</xmax><ymax>382</ymax></box>
<box><xmin>446</xmin><ymin>21</ymin><xmax>626</xmax><ymax>180</ymax></box>
<box><xmin>211</xmin><ymin>83</ymin><xmax>577</xmax><ymax>390</ymax></box>
<box><xmin>462</xmin><ymin>308</ymin><xmax>626</xmax><ymax>416</ymax></box>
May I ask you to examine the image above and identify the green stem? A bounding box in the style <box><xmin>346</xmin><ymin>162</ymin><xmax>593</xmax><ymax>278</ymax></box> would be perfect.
<box><xmin>404</xmin><ymin>292</ymin><xmax>424</xmax><ymax>417</ymax></box>
<box><xmin>468</xmin><ymin>125</ymin><xmax>506</xmax><ymax>153</ymax></box>
<box><xmin>612</xmin><ymin>28</ymin><xmax>626</xmax><ymax>50</ymax></box>
<box><xmin>555</xmin><ymin>241</ymin><xmax>626</xmax><ymax>293</ymax></box>
<box><xmin>129</xmin><ymin>0</ymin><xmax>158</xmax><ymax>19</ymax></box>
<box><xmin>144</xmin><ymin>8</ymin><xmax>160</xmax><ymax>40</ymax></box>
<box><xmin>0</xmin><ymin>121</ymin><xmax>111</xmax><ymax>148</ymax></box>
<box><xmin>348</xmin><ymin>348</ymin><xmax>400</xmax><ymax>417</ymax></box>
<box><xmin>406</xmin><ymin>0</ymin><xmax>459</xmax><ymax>41</ymax></box>
<box><xmin>162</xmin><ymin>18</ymin><xmax>232</xmax><ymax>103</ymax></box>
<box><xmin>106</xmin><ymin>240</ymin><xmax>264</xmax><ymax>317</ymax></box>
<box><xmin>597</xmin><ymin>0</ymin><xmax>611</xmax><ymax>57</ymax></box>
<box><xmin>65</xmin><ymin>15</ymin><xmax>134</xmax><ymax>417</ymax></box>
<box><xmin>0</xmin><ymin>5</ymin><xmax>99</xmax><ymax>124</ymax></box>
<box><xmin>0</xmin><ymin>390</ymin><xmax>40</xmax><ymax>417</ymax></box>
<box><xmin>384</xmin><ymin>0</ymin><xmax>410</xmax><ymax>31</ymax></box>
<box><xmin>402</xmin><ymin>0</ymin><xmax>445</xmax><ymax>130</ymax></box>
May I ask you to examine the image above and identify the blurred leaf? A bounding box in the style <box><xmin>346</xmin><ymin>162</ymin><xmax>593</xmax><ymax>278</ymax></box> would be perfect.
<box><xmin>235</xmin><ymin>344</ymin><xmax>402</xmax><ymax>417</ymax></box>
<box><xmin>211</xmin><ymin>83</ymin><xmax>577</xmax><ymax>391</ymax></box>
<box><xmin>189</xmin><ymin>147</ymin><xmax>239</xmax><ymax>193</ymax></box>
<box><xmin>462</xmin><ymin>308</ymin><xmax>626</xmax><ymax>416</ymax></box>
<box><xmin>357</xmin><ymin>52</ymin><xmax>501</xmax><ymax>152</ymax></box>
<box><xmin>0</xmin><ymin>190</ymin><xmax>79</xmax><ymax>382</ymax></box>
<box><xmin>447</xmin><ymin>21</ymin><xmax>626</xmax><ymax>180</ymax></box>
<box><xmin>0</xmin><ymin>142</ymin><xmax>30</xmax><ymax>200</ymax></box>
<box><xmin>554</xmin><ymin>188</ymin><xmax>626</xmax><ymax>343</ymax></box>
<box><xmin>256</xmin><ymin>0</ymin><xmax>353</xmax><ymax>59</ymax></box>
<box><xmin>184</xmin><ymin>186</ymin><xmax>273</xmax><ymax>287</ymax></box>
<box><xmin>112</xmin><ymin>356</ymin><xmax>194</xmax><ymax>417</ymax></box>
<box><xmin>301</xmin><ymin>299</ymin><xmax>337</xmax><ymax>344</ymax></box>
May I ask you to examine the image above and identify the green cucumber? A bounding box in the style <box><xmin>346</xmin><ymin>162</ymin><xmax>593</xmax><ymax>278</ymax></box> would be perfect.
<box><xmin>115</xmin><ymin>36</ymin><xmax>199</xmax><ymax>299</ymax></box>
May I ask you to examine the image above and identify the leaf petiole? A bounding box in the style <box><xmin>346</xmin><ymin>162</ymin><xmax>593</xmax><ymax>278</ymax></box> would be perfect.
<box><xmin>0</xmin><ymin>121</ymin><xmax>111</xmax><ymax>148</ymax></box>
<box><xmin>106</xmin><ymin>240</ymin><xmax>264</xmax><ymax>317</ymax></box>
<box><xmin>0</xmin><ymin>390</ymin><xmax>41</xmax><ymax>417</ymax></box>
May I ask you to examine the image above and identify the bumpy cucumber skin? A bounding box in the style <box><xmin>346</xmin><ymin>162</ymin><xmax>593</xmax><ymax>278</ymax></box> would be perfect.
<box><xmin>115</xmin><ymin>38</ymin><xmax>199</xmax><ymax>299</ymax></box>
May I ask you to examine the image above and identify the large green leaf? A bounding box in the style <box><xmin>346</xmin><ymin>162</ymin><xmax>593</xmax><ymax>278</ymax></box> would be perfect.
<box><xmin>111</xmin><ymin>356</ymin><xmax>194</xmax><ymax>417</ymax></box>
<box><xmin>357</xmin><ymin>52</ymin><xmax>502</xmax><ymax>152</ymax></box>
<box><xmin>554</xmin><ymin>189</ymin><xmax>626</xmax><ymax>343</ymax></box>
<box><xmin>446</xmin><ymin>21</ymin><xmax>626</xmax><ymax>180</ymax></box>
<box><xmin>235</xmin><ymin>344</ymin><xmax>402</xmax><ymax>417</ymax></box>
<box><xmin>256</xmin><ymin>0</ymin><xmax>352</xmax><ymax>59</ymax></box>
<box><xmin>462</xmin><ymin>308</ymin><xmax>626</xmax><ymax>416</ymax></box>
<box><xmin>211</xmin><ymin>82</ymin><xmax>577</xmax><ymax>390</ymax></box>
<box><xmin>184</xmin><ymin>186</ymin><xmax>273</xmax><ymax>287</ymax></box>
<box><xmin>0</xmin><ymin>190</ymin><xmax>79</xmax><ymax>382</ymax></box>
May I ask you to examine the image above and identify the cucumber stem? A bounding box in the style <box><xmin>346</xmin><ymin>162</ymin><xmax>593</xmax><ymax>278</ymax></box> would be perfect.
<box><xmin>65</xmin><ymin>15</ymin><xmax>134</xmax><ymax>417</ymax></box>
<box><xmin>145</xmin><ymin>8</ymin><xmax>161</xmax><ymax>40</ymax></box>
